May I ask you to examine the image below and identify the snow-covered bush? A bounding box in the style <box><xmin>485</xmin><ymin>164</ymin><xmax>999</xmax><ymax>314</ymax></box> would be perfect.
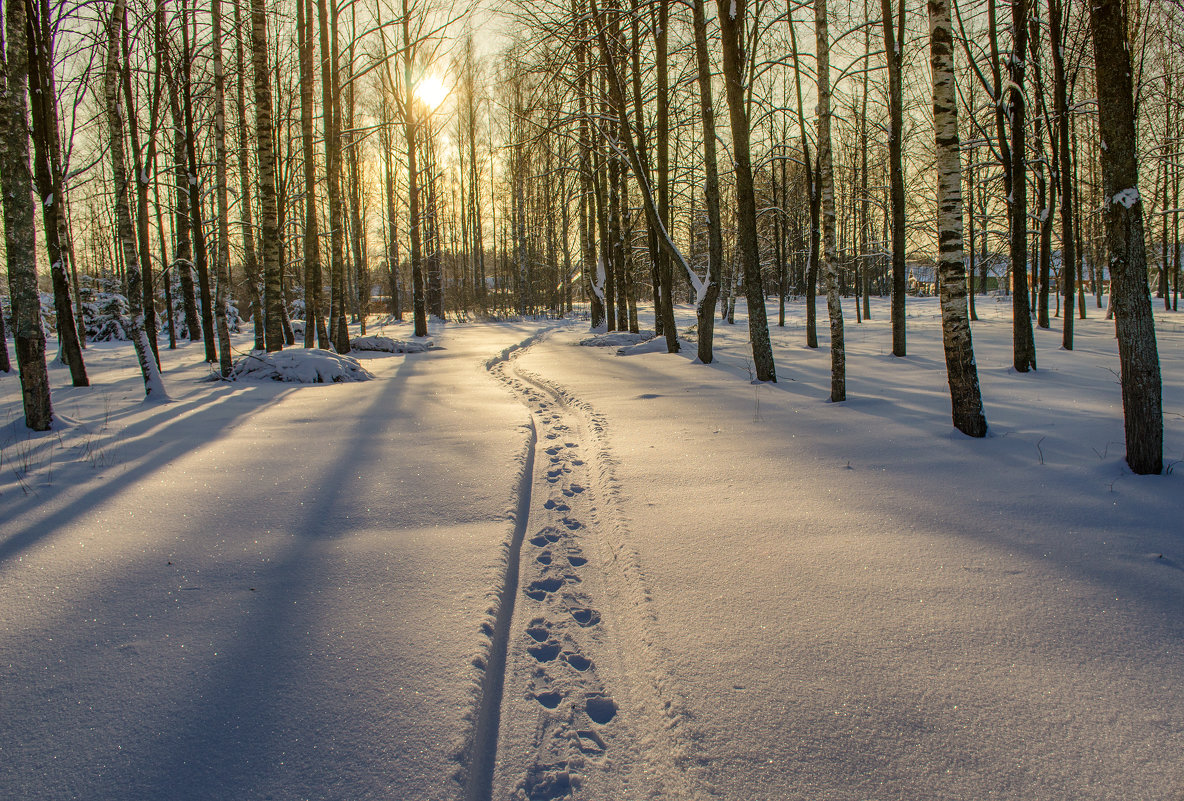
<box><xmin>350</xmin><ymin>335</ymin><xmax>433</xmax><ymax>353</ymax></box>
<box><xmin>1</xmin><ymin>292</ymin><xmax>56</xmax><ymax>339</ymax></box>
<box><xmin>230</xmin><ymin>348</ymin><xmax>374</xmax><ymax>383</ymax></box>
<box><xmin>78</xmin><ymin>275</ymin><xmax>130</xmax><ymax>341</ymax></box>
<box><xmin>579</xmin><ymin>330</ymin><xmax>655</xmax><ymax>348</ymax></box>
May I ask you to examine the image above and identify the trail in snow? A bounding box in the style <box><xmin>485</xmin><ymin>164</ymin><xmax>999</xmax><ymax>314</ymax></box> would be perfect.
<box><xmin>481</xmin><ymin>331</ymin><xmax>700</xmax><ymax>801</ymax></box>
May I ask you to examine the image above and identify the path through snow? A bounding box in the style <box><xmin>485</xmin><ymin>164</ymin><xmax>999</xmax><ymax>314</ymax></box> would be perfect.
<box><xmin>477</xmin><ymin>332</ymin><xmax>696</xmax><ymax>801</ymax></box>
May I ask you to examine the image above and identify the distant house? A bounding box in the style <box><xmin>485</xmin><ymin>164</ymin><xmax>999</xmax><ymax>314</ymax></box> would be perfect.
<box><xmin>907</xmin><ymin>263</ymin><xmax>936</xmax><ymax>295</ymax></box>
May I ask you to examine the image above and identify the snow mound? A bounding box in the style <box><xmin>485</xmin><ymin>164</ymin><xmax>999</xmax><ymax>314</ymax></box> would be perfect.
<box><xmin>231</xmin><ymin>348</ymin><xmax>374</xmax><ymax>383</ymax></box>
<box><xmin>617</xmin><ymin>336</ymin><xmax>683</xmax><ymax>356</ymax></box>
<box><xmin>578</xmin><ymin>329</ymin><xmax>655</xmax><ymax>348</ymax></box>
<box><xmin>350</xmin><ymin>335</ymin><xmax>433</xmax><ymax>353</ymax></box>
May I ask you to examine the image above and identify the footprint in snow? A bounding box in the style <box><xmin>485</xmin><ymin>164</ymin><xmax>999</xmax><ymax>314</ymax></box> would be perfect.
<box><xmin>535</xmin><ymin>690</ymin><xmax>562</xmax><ymax>709</ymax></box>
<box><xmin>564</xmin><ymin>652</ymin><xmax>592</xmax><ymax>672</ymax></box>
<box><xmin>520</xmin><ymin>761</ymin><xmax>578</xmax><ymax>801</ymax></box>
<box><xmin>529</xmin><ymin>641</ymin><xmax>562</xmax><ymax>663</ymax></box>
<box><xmin>526</xmin><ymin>619</ymin><xmax>551</xmax><ymax>641</ymax></box>
<box><xmin>525</xmin><ymin>576</ymin><xmax>565</xmax><ymax>601</ymax></box>
<box><xmin>576</xmin><ymin>729</ymin><xmax>606</xmax><ymax>755</ymax></box>
<box><xmin>584</xmin><ymin>694</ymin><xmax>617</xmax><ymax>725</ymax></box>
<box><xmin>568</xmin><ymin>607</ymin><xmax>600</xmax><ymax>627</ymax></box>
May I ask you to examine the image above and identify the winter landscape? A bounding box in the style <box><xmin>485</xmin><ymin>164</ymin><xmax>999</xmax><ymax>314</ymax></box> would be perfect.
<box><xmin>3</xmin><ymin>0</ymin><xmax>1184</xmax><ymax>796</ymax></box>
<box><xmin>3</xmin><ymin>297</ymin><xmax>1183</xmax><ymax>800</ymax></box>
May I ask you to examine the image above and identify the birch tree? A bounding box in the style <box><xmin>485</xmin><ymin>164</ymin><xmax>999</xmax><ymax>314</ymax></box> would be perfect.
<box><xmin>1</xmin><ymin>0</ymin><xmax>53</xmax><ymax>428</ymax></box>
<box><xmin>104</xmin><ymin>0</ymin><xmax>167</xmax><ymax>399</ymax></box>
<box><xmin>929</xmin><ymin>0</ymin><xmax>987</xmax><ymax>436</ymax></box>
<box><xmin>815</xmin><ymin>0</ymin><xmax>845</xmax><ymax>401</ymax></box>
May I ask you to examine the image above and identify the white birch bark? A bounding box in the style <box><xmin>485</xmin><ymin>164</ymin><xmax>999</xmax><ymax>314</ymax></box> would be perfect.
<box><xmin>104</xmin><ymin>0</ymin><xmax>167</xmax><ymax>400</ymax></box>
<box><xmin>929</xmin><ymin>0</ymin><xmax>987</xmax><ymax>436</ymax></box>
<box><xmin>815</xmin><ymin>0</ymin><xmax>845</xmax><ymax>401</ymax></box>
<box><xmin>1</xmin><ymin>0</ymin><xmax>53</xmax><ymax>427</ymax></box>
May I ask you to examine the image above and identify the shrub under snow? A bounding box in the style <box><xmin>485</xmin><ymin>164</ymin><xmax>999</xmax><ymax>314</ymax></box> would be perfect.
<box><xmin>350</xmin><ymin>335</ymin><xmax>433</xmax><ymax>353</ymax></box>
<box><xmin>230</xmin><ymin>348</ymin><xmax>374</xmax><ymax>383</ymax></box>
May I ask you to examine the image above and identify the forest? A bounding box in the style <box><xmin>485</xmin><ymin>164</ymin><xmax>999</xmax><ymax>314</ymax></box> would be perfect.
<box><xmin>0</xmin><ymin>0</ymin><xmax>1179</xmax><ymax>470</ymax></box>
<box><xmin>2</xmin><ymin>2</ymin><xmax>1184</xmax><ymax>799</ymax></box>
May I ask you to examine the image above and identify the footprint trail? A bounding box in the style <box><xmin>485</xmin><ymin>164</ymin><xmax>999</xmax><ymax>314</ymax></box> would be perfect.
<box><xmin>468</xmin><ymin>330</ymin><xmax>698</xmax><ymax>801</ymax></box>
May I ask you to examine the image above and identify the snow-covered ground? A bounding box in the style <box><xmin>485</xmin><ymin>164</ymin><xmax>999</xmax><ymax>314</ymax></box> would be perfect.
<box><xmin>2</xmin><ymin>296</ymin><xmax>1182</xmax><ymax>800</ymax></box>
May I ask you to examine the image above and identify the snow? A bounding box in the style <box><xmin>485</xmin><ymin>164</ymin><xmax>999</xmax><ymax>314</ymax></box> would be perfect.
<box><xmin>1111</xmin><ymin>187</ymin><xmax>1141</xmax><ymax>208</ymax></box>
<box><xmin>350</xmin><ymin>334</ymin><xmax>434</xmax><ymax>353</ymax></box>
<box><xmin>231</xmin><ymin>347</ymin><xmax>375</xmax><ymax>383</ymax></box>
<box><xmin>578</xmin><ymin>329</ymin><xmax>655</xmax><ymax>348</ymax></box>
<box><xmin>2</xmin><ymin>299</ymin><xmax>1182</xmax><ymax>800</ymax></box>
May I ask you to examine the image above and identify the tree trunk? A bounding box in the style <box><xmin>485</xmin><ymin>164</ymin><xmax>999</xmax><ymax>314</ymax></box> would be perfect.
<box><xmin>576</xmin><ymin>0</ymin><xmax>603</xmax><ymax>329</ymax></box>
<box><xmin>234</xmin><ymin>0</ymin><xmax>266</xmax><ymax>350</ymax></box>
<box><xmin>26</xmin><ymin>0</ymin><xmax>87</xmax><ymax>386</ymax></box>
<box><xmin>119</xmin><ymin>23</ymin><xmax>160</xmax><ymax>369</ymax></box>
<box><xmin>1090</xmin><ymin>0</ymin><xmax>1162</xmax><ymax>474</ymax></box>
<box><xmin>787</xmin><ymin>0</ymin><xmax>819</xmax><ymax>348</ymax></box>
<box><xmin>401</xmin><ymin>0</ymin><xmax>427</xmax><ymax>337</ymax></box>
<box><xmin>654</xmin><ymin>0</ymin><xmax>677</xmax><ymax>352</ymax></box>
<box><xmin>181</xmin><ymin>0</ymin><xmax>217</xmax><ymax>362</ymax></box>
<box><xmin>691</xmin><ymin>0</ymin><xmax>722</xmax><ymax>364</ymax></box>
<box><xmin>882</xmin><ymin>0</ymin><xmax>906</xmax><ymax>352</ymax></box>
<box><xmin>163</xmin><ymin>37</ymin><xmax>200</xmax><ymax>344</ymax></box>
<box><xmin>250</xmin><ymin>0</ymin><xmax>283</xmax><ymax>351</ymax></box>
<box><xmin>815</xmin><ymin>0</ymin><xmax>844</xmax><ymax>400</ymax></box>
<box><xmin>211</xmin><ymin>0</ymin><xmax>235</xmax><ymax>375</ymax></box>
<box><xmin>1050</xmin><ymin>0</ymin><xmax>1074</xmax><ymax>348</ymax></box>
<box><xmin>1</xmin><ymin>0</ymin><xmax>53</xmax><ymax>427</ymax></box>
<box><xmin>298</xmin><ymin>0</ymin><xmax>323</xmax><ymax>345</ymax></box>
<box><xmin>716</xmin><ymin>0</ymin><xmax>776</xmax><ymax>381</ymax></box>
<box><xmin>929</xmin><ymin>0</ymin><xmax>987</xmax><ymax>436</ymax></box>
<box><xmin>1008</xmin><ymin>0</ymin><xmax>1037</xmax><ymax>370</ymax></box>
<box><xmin>104</xmin><ymin>0</ymin><xmax>167</xmax><ymax>400</ymax></box>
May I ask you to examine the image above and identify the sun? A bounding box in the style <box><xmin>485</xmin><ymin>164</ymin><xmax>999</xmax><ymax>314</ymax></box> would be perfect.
<box><xmin>415</xmin><ymin>74</ymin><xmax>448</xmax><ymax>111</ymax></box>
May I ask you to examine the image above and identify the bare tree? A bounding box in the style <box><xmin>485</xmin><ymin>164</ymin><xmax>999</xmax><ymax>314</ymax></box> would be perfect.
<box><xmin>1090</xmin><ymin>0</ymin><xmax>1162</xmax><ymax>474</ymax></box>
<box><xmin>26</xmin><ymin>0</ymin><xmax>87</xmax><ymax>386</ymax></box>
<box><xmin>211</xmin><ymin>0</ymin><xmax>235</xmax><ymax>375</ymax></box>
<box><xmin>716</xmin><ymin>0</ymin><xmax>776</xmax><ymax>381</ymax></box>
<box><xmin>104</xmin><ymin>0</ymin><xmax>167</xmax><ymax>399</ymax></box>
<box><xmin>1</xmin><ymin>0</ymin><xmax>53</xmax><ymax>427</ymax></box>
<box><xmin>815</xmin><ymin>0</ymin><xmax>844</xmax><ymax>400</ymax></box>
<box><xmin>882</xmin><ymin>0</ymin><xmax>907</xmax><ymax>356</ymax></box>
<box><xmin>929</xmin><ymin>0</ymin><xmax>987</xmax><ymax>436</ymax></box>
<box><xmin>251</xmin><ymin>0</ymin><xmax>284</xmax><ymax>351</ymax></box>
<box><xmin>690</xmin><ymin>0</ymin><xmax>722</xmax><ymax>364</ymax></box>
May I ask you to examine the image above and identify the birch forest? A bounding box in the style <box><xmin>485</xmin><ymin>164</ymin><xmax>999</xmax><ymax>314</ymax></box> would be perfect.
<box><xmin>1</xmin><ymin>0</ymin><xmax>1180</xmax><ymax>473</ymax></box>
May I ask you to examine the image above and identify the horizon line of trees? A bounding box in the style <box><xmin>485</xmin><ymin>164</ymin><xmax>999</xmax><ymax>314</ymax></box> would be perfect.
<box><xmin>0</xmin><ymin>0</ymin><xmax>1176</xmax><ymax>473</ymax></box>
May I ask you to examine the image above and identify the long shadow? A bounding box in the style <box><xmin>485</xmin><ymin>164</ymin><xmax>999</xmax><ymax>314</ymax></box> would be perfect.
<box><xmin>0</xmin><ymin>382</ymin><xmax>293</xmax><ymax>567</ymax></box>
<box><xmin>569</xmin><ymin>327</ymin><xmax>1184</xmax><ymax>623</ymax></box>
<box><xmin>104</xmin><ymin>353</ymin><xmax>425</xmax><ymax>800</ymax></box>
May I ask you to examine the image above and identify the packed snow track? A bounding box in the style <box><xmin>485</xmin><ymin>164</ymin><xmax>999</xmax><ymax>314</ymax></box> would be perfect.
<box><xmin>466</xmin><ymin>331</ymin><xmax>699</xmax><ymax>801</ymax></box>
